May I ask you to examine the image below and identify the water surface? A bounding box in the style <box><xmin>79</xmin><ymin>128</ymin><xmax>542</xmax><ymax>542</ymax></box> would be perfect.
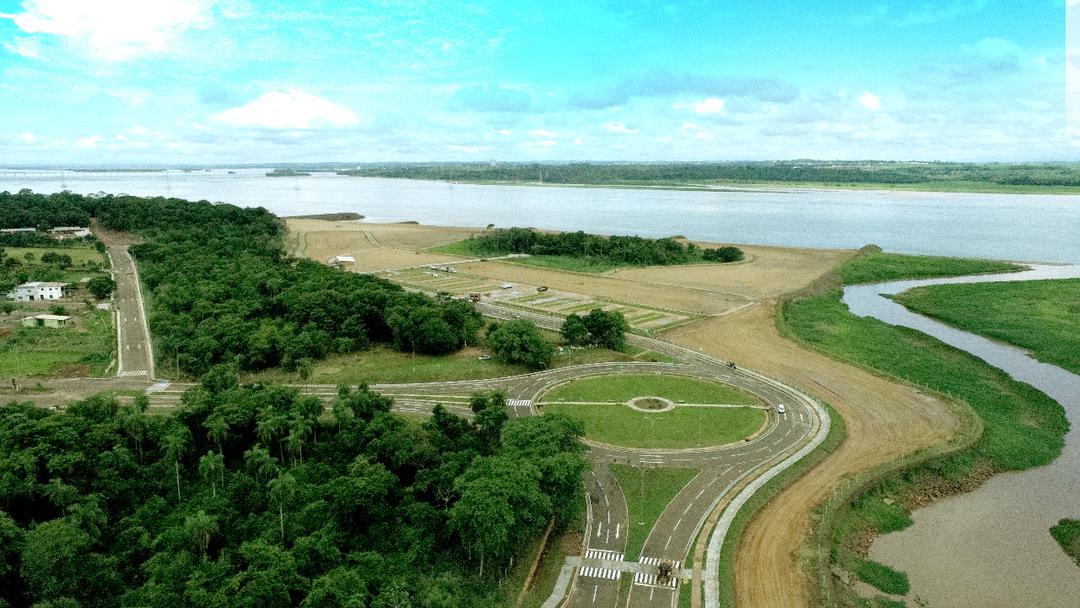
<box><xmin>2</xmin><ymin>168</ymin><xmax>1080</xmax><ymax>262</ymax></box>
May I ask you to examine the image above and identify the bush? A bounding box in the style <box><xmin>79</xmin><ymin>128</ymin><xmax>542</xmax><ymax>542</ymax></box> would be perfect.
<box><xmin>486</xmin><ymin>320</ymin><xmax>554</xmax><ymax>370</ymax></box>
<box><xmin>86</xmin><ymin>276</ymin><xmax>116</xmax><ymax>300</ymax></box>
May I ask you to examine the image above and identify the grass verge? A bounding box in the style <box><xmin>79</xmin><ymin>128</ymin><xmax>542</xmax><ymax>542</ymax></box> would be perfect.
<box><xmin>0</xmin><ymin>307</ymin><xmax>115</xmax><ymax>377</ymax></box>
<box><xmin>895</xmin><ymin>278</ymin><xmax>1080</xmax><ymax>375</ymax></box>
<box><xmin>610</xmin><ymin>465</ymin><xmax>699</xmax><ymax>560</ymax></box>
<box><xmin>542</xmin><ymin>403</ymin><xmax>764</xmax><ymax>449</ymax></box>
<box><xmin>1050</xmin><ymin>519</ymin><xmax>1080</xmax><ymax>568</ymax></box>
<box><xmin>541</xmin><ymin>374</ymin><xmax>757</xmax><ymax>405</ymax></box>
<box><xmin>516</xmin><ymin>491</ymin><xmax>587</xmax><ymax>608</ymax></box>
<box><xmin>838</xmin><ymin>251</ymin><xmax>1022</xmax><ymax>285</ymax></box>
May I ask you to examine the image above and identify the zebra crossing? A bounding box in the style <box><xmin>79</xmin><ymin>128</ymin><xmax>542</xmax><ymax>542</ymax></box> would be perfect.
<box><xmin>634</xmin><ymin>556</ymin><xmax>681</xmax><ymax>588</ymax></box>
<box><xmin>507</xmin><ymin>399</ymin><xmax>532</xmax><ymax>408</ymax></box>
<box><xmin>118</xmin><ymin>370</ymin><xmax>149</xmax><ymax>378</ymax></box>
<box><xmin>579</xmin><ymin>548</ymin><xmax>622</xmax><ymax>580</ymax></box>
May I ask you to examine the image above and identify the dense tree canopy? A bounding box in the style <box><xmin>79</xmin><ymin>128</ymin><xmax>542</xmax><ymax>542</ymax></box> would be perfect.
<box><xmin>0</xmin><ymin>190</ymin><xmax>483</xmax><ymax>376</ymax></box>
<box><xmin>485</xmin><ymin>320</ymin><xmax>554</xmax><ymax>370</ymax></box>
<box><xmin>0</xmin><ymin>376</ymin><xmax>586</xmax><ymax>607</ymax></box>
<box><xmin>459</xmin><ymin>227</ymin><xmax>742</xmax><ymax>267</ymax></box>
<box><xmin>561</xmin><ymin>309</ymin><xmax>630</xmax><ymax>350</ymax></box>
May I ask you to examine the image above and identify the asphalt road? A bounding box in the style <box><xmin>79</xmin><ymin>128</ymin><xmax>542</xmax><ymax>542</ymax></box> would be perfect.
<box><xmin>103</xmin><ymin>239</ymin><xmax>154</xmax><ymax>379</ymax></box>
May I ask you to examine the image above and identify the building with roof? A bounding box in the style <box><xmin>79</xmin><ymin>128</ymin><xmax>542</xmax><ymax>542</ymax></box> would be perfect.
<box><xmin>6</xmin><ymin>281</ymin><xmax>71</xmax><ymax>301</ymax></box>
<box><xmin>48</xmin><ymin>226</ymin><xmax>92</xmax><ymax>239</ymax></box>
<box><xmin>21</xmin><ymin>314</ymin><xmax>73</xmax><ymax>328</ymax></box>
<box><xmin>328</xmin><ymin>255</ymin><xmax>356</xmax><ymax>269</ymax></box>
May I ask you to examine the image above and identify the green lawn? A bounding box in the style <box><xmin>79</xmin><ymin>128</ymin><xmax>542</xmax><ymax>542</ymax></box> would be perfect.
<box><xmin>839</xmin><ymin>251</ymin><xmax>1021</xmax><ymax>285</ymax></box>
<box><xmin>1050</xmin><ymin>519</ymin><xmax>1080</xmax><ymax>568</ymax></box>
<box><xmin>242</xmin><ymin>343</ymin><xmax>633</xmax><ymax>385</ymax></box>
<box><xmin>0</xmin><ymin>307</ymin><xmax>115</xmax><ymax>377</ymax></box>
<box><xmin>541</xmin><ymin>374</ymin><xmax>757</xmax><ymax>404</ymax></box>
<box><xmin>610</xmin><ymin>465</ymin><xmax>699</xmax><ymax>560</ymax></box>
<box><xmin>895</xmin><ymin>279</ymin><xmax>1080</xmax><ymax>375</ymax></box>
<box><xmin>543</xmin><ymin>403</ymin><xmax>763</xmax><ymax>448</ymax></box>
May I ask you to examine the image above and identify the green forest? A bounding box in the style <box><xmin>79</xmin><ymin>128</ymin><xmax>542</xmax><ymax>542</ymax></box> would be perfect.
<box><xmin>334</xmin><ymin>160</ymin><xmax>1080</xmax><ymax>189</ymax></box>
<box><xmin>454</xmin><ymin>227</ymin><xmax>743</xmax><ymax>267</ymax></box>
<box><xmin>0</xmin><ymin>372</ymin><xmax>587</xmax><ymax>607</ymax></box>
<box><xmin>1</xmin><ymin>190</ymin><xmax>484</xmax><ymax>377</ymax></box>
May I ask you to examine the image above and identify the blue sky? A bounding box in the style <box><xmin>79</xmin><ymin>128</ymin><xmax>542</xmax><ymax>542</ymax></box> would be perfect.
<box><xmin>0</xmin><ymin>0</ymin><xmax>1071</xmax><ymax>163</ymax></box>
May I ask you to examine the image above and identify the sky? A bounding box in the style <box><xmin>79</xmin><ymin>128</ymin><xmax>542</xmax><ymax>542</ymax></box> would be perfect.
<box><xmin>0</xmin><ymin>0</ymin><xmax>1072</xmax><ymax>164</ymax></box>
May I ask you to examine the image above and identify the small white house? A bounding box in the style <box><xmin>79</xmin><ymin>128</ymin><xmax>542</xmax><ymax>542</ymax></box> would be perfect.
<box><xmin>6</xmin><ymin>281</ymin><xmax>70</xmax><ymax>301</ymax></box>
<box><xmin>21</xmin><ymin>314</ymin><xmax>72</xmax><ymax>328</ymax></box>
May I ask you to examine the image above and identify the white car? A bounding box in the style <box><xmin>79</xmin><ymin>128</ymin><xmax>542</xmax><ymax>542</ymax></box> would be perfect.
<box><xmin>776</xmin><ymin>404</ymin><xmax>786</xmax><ymax>414</ymax></box>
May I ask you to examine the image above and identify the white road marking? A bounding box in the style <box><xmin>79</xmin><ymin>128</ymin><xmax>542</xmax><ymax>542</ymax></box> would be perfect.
<box><xmin>615</xmin><ymin>523</ymin><xmax>620</xmax><ymax>539</ymax></box>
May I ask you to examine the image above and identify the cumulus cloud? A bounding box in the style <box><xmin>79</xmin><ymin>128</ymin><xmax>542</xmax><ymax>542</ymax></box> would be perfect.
<box><xmin>0</xmin><ymin>0</ymin><xmax>217</xmax><ymax>61</ymax></box>
<box><xmin>569</xmin><ymin>69</ymin><xmax>798</xmax><ymax>109</ymax></box>
<box><xmin>210</xmin><ymin>90</ymin><xmax>359</xmax><ymax>130</ymax></box>
<box><xmin>448</xmin><ymin>84</ymin><xmax>531</xmax><ymax>113</ymax></box>
<box><xmin>859</xmin><ymin>92</ymin><xmax>882</xmax><ymax>110</ymax></box>
<box><xmin>691</xmin><ymin>97</ymin><xmax>726</xmax><ymax>114</ymax></box>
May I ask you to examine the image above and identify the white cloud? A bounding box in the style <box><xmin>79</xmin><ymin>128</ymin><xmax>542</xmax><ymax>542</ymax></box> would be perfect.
<box><xmin>0</xmin><ymin>0</ymin><xmax>216</xmax><ymax>61</ymax></box>
<box><xmin>691</xmin><ymin>97</ymin><xmax>726</xmax><ymax>114</ymax></box>
<box><xmin>530</xmin><ymin>129</ymin><xmax>556</xmax><ymax>138</ymax></box>
<box><xmin>603</xmin><ymin>121</ymin><xmax>635</xmax><ymax>133</ymax></box>
<box><xmin>3</xmin><ymin>36</ymin><xmax>41</xmax><ymax>57</ymax></box>
<box><xmin>210</xmin><ymin>90</ymin><xmax>359</xmax><ymax>130</ymax></box>
<box><xmin>495</xmin><ymin>129</ymin><xmax>512</xmax><ymax>136</ymax></box>
<box><xmin>860</xmin><ymin>91</ymin><xmax>883</xmax><ymax>111</ymax></box>
<box><xmin>19</xmin><ymin>132</ymin><xmax>36</xmax><ymax>143</ymax></box>
<box><xmin>75</xmin><ymin>134</ymin><xmax>101</xmax><ymax>147</ymax></box>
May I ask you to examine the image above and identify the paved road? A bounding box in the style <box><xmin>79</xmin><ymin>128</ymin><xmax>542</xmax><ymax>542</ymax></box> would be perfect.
<box><xmin>101</xmin><ymin>236</ymin><xmax>154</xmax><ymax>379</ymax></box>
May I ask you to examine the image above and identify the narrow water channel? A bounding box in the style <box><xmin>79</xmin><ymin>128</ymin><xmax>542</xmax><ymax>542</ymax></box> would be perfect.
<box><xmin>842</xmin><ymin>265</ymin><xmax>1080</xmax><ymax>607</ymax></box>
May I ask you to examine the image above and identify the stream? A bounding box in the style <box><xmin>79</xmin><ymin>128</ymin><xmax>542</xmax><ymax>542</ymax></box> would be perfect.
<box><xmin>843</xmin><ymin>264</ymin><xmax>1080</xmax><ymax>607</ymax></box>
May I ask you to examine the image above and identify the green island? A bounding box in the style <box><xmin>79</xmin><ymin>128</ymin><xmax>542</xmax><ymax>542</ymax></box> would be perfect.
<box><xmin>542</xmin><ymin>402</ymin><xmax>764</xmax><ymax>449</ymax></box>
<box><xmin>895</xmin><ymin>278</ymin><xmax>1080</xmax><ymax>375</ymax></box>
<box><xmin>1051</xmin><ymin>519</ymin><xmax>1080</xmax><ymax>567</ymax></box>
<box><xmin>541</xmin><ymin>373</ymin><xmax>757</xmax><ymax>404</ymax></box>
<box><xmin>432</xmin><ymin>227</ymin><xmax>743</xmax><ymax>273</ymax></box>
<box><xmin>610</xmin><ymin>465</ymin><xmax>699</xmax><ymax>560</ymax></box>
<box><xmin>336</xmin><ymin>160</ymin><xmax>1080</xmax><ymax>195</ymax></box>
<box><xmin>780</xmin><ymin>251</ymin><xmax>1068</xmax><ymax>603</ymax></box>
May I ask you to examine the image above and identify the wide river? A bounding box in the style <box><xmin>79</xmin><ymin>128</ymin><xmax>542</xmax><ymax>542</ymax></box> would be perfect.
<box><xmin>845</xmin><ymin>265</ymin><xmax>1080</xmax><ymax>607</ymax></box>
<box><xmin>4</xmin><ymin>167</ymin><xmax>1080</xmax><ymax>601</ymax></box>
<box><xmin>2</xmin><ymin>168</ymin><xmax>1080</xmax><ymax>262</ymax></box>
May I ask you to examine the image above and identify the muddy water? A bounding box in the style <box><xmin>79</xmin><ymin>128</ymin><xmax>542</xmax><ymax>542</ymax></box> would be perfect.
<box><xmin>843</xmin><ymin>265</ymin><xmax>1080</xmax><ymax>607</ymax></box>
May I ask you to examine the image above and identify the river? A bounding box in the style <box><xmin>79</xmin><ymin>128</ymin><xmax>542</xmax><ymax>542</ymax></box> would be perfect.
<box><xmin>2</xmin><ymin>168</ymin><xmax>1080</xmax><ymax>263</ymax></box>
<box><xmin>844</xmin><ymin>265</ymin><xmax>1080</xmax><ymax>607</ymax></box>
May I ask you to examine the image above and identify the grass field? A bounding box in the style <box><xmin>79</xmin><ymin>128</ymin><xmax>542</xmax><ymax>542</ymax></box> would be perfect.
<box><xmin>242</xmin><ymin>342</ymin><xmax>633</xmax><ymax>385</ymax></box>
<box><xmin>542</xmin><ymin>403</ymin><xmax>764</xmax><ymax>448</ymax></box>
<box><xmin>4</xmin><ymin>245</ymin><xmax>107</xmax><ymax>268</ymax></box>
<box><xmin>838</xmin><ymin>252</ymin><xmax>1021</xmax><ymax>285</ymax></box>
<box><xmin>1050</xmin><ymin>519</ymin><xmax>1080</xmax><ymax>568</ymax></box>
<box><xmin>540</xmin><ymin>374</ymin><xmax>757</xmax><ymax>404</ymax></box>
<box><xmin>781</xmin><ymin>252</ymin><xmax>1068</xmax><ymax>598</ymax></box>
<box><xmin>610</xmin><ymin>465</ymin><xmax>699</xmax><ymax>560</ymax></box>
<box><xmin>895</xmin><ymin>278</ymin><xmax>1080</xmax><ymax>375</ymax></box>
<box><xmin>0</xmin><ymin>307</ymin><xmax>115</xmax><ymax>377</ymax></box>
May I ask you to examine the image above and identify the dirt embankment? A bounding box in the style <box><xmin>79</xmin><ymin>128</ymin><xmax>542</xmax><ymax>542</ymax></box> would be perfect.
<box><xmin>668</xmin><ymin>304</ymin><xmax>964</xmax><ymax>608</ymax></box>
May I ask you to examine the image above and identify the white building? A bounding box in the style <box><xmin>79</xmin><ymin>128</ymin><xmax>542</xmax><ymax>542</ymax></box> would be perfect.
<box><xmin>328</xmin><ymin>255</ymin><xmax>356</xmax><ymax>268</ymax></box>
<box><xmin>49</xmin><ymin>226</ymin><xmax>92</xmax><ymax>239</ymax></box>
<box><xmin>6</xmin><ymin>281</ymin><xmax>70</xmax><ymax>301</ymax></box>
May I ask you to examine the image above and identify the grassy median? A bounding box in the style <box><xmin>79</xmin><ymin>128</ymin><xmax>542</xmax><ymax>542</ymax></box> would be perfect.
<box><xmin>541</xmin><ymin>374</ymin><xmax>757</xmax><ymax>404</ymax></box>
<box><xmin>611</xmin><ymin>465</ymin><xmax>699</xmax><ymax>560</ymax></box>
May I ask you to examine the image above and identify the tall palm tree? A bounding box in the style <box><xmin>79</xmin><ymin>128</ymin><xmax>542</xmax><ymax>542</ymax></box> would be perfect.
<box><xmin>268</xmin><ymin>473</ymin><xmax>296</xmax><ymax>544</ymax></box>
<box><xmin>198</xmin><ymin>450</ymin><xmax>225</xmax><ymax>497</ymax></box>
<box><xmin>162</xmin><ymin>425</ymin><xmax>191</xmax><ymax>501</ymax></box>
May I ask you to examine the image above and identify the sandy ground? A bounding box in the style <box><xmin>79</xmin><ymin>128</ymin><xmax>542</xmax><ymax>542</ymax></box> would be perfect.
<box><xmin>668</xmin><ymin>305</ymin><xmax>964</xmax><ymax>608</ymax></box>
<box><xmin>287</xmin><ymin>219</ymin><xmax>967</xmax><ymax>607</ymax></box>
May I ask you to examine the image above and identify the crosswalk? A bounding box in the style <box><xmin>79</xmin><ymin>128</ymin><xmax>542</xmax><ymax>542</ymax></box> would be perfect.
<box><xmin>579</xmin><ymin>548</ymin><xmax>623</xmax><ymax>580</ymax></box>
<box><xmin>634</xmin><ymin>556</ymin><xmax>681</xmax><ymax>588</ymax></box>
<box><xmin>118</xmin><ymin>370</ymin><xmax>149</xmax><ymax>378</ymax></box>
<box><xmin>507</xmin><ymin>399</ymin><xmax>532</xmax><ymax>408</ymax></box>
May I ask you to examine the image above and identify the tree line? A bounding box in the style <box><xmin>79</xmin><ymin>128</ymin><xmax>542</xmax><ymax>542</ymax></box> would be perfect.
<box><xmin>0</xmin><ymin>370</ymin><xmax>587</xmax><ymax>607</ymax></box>
<box><xmin>463</xmin><ymin>227</ymin><xmax>743</xmax><ymax>267</ymax></box>
<box><xmin>1</xmin><ymin>191</ymin><xmax>483</xmax><ymax>376</ymax></box>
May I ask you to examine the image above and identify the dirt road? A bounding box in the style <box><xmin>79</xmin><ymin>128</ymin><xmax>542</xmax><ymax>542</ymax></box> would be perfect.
<box><xmin>668</xmin><ymin>304</ymin><xmax>964</xmax><ymax>607</ymax></box>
